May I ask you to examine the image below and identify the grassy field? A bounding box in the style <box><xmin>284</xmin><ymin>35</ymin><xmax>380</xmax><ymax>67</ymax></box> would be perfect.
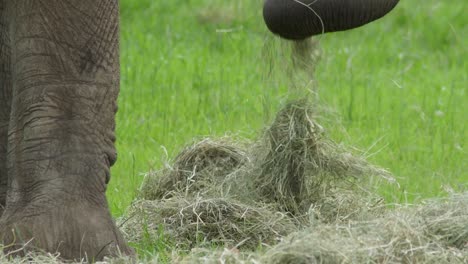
<box><xmin>109</xmin><ymin>0</ymin><xmax>467</xmax><ymax>219</ymax></box>
<box><xmin>109</xmin><ymin>0</ymin><xmax>467</xmax><ymax>217</ymax></box>
<box><xmin>110</xmin><ymin>0</ymin><xmax>466</xmax><ymax>223</ymax></box>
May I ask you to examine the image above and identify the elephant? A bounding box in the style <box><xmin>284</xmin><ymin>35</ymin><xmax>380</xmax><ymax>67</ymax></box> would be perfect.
<box><xmin>0</xmin><ymin>0</ymin><xmax>399</xmax><ymax>261</ymax></box>
<box><xmin>0</xmin><ymin>0</ymin><xmax>133</xmax><ymax>260</ymax></box>
<box><xmin>263</xmin><ymin>0</ymin><xmax>400</xmax><ymax>40</ymax></box>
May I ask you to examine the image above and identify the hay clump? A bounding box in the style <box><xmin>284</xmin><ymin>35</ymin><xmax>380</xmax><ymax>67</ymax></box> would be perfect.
<box><xmin>0</xmin><ymin>249</ymin><xmax>134</xmax><ymax>264</ymax></box>
<box><xmin>251</xmin><ymin>99</ymin><xmax>391</xmax><ymax>216</ymax></box>
<box><xmin>120</xmin><ymin>196</ymin><xmax>298</xmax><ymax>251</ymax></box>
<box><xmin>174</xmin><ymin>247</ymin><xmax>259</xmax><ymax>264</ymax></box>
<box><xmin>261</xmin><ymin>192</ymin><xmax>468</xmax><ymax>264</ymax></box>
<box><xmin>139</xmin><ymin>138</ymin><xmax>248</xmax><ymax>200</ymax></box>
<box><xmin>127</xmin><ymin>98</ymin><xmax>393</xmax><ymax>252</ymax></box>
<box><xmin>178</xmin><ymin>192</ymin><xmax>468</xmax><ymax>264</ymax></box>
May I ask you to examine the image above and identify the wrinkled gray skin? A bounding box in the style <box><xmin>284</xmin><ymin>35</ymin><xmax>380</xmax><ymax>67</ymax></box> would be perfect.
<box><xmin>0</xmin><ymin>0</ymin><xmax>133</xmax><ymax>261</ymax></box>
<box><xmin>263</xmin><ymin>0</ymin><xmax>400</xmax><ymax>40</ymax></box>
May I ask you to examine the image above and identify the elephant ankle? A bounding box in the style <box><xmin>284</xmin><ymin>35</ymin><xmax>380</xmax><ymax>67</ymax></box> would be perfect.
<box><xmin>0</xmin><ymin>202</ymin><xmax>134</xmax><ymax>261</ymax></box>
<box><xmin>0</xmin><ymin>164</ymin><xmax>6</xmax><ymax>216</ymax></box>
<box><xmin>0</xmin><ymin>187</ymin><xmax>5</xmax><ymax>217</ymax></box>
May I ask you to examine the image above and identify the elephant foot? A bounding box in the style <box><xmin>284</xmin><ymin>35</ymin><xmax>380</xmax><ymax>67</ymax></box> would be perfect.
<box><xmin>0</xmin><ymin>201</ymin><xmax>134</xmax><ymax>261</ymax></box>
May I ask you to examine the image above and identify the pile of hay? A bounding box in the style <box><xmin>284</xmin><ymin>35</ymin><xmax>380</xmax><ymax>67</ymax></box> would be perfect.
<box><xmin>120</xmin><ymin>99</ymin><xmax>393</xmax><ymax>252</ymax></box>
<box><xmin>138</xmin><ymin>138</ymin><xmax>249</xmax><ymax>200</ymax></box>
<box><xmin>250</xmin><ymin>99</ymin><xmax>390</xmax><ymax>216</ymax></box>
<box><xmin>119</xmin><ymin>99</ymin><xmax>466</xmax><ymax>263</ymax></box>
<box><xmin>121</xmin><ymin>196</ymin><xmax>298</xmax><ymax>250</ymax></box>
<box><xmin>180</xmin><ymin>192</ymin><xmax>468</xmax><ymax>264</ymax></box>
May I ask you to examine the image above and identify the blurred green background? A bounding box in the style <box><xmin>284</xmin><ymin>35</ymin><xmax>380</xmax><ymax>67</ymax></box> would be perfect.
<box><xmin>109</xmin><ymin>0</ymin><xmax>467</xmax><ymax>216</ymax></box>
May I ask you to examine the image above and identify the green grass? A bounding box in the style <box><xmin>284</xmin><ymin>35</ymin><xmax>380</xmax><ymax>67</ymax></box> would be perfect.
<box><xmin>109</xmin><ymin>0</ymin><xmax>467</xmax><ymax>221</ymax></box>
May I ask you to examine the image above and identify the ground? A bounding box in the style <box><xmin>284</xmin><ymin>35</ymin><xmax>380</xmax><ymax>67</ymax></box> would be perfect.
<box><xmin>1</xmin><ymin>0</ymin><xmax>466</xmax><ymax>262</ymax></box>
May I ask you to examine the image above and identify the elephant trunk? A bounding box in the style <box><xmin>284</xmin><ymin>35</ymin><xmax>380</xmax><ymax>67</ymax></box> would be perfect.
<box><xmin>263</xmin><ymin>0</ymin><xmax>400</xmax><ymax>40</ymax></box>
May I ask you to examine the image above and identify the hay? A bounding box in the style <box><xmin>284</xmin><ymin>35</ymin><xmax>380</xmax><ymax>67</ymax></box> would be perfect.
<box><xmin>261</xmin><ymin>37</ymin><xmax>322</xmax><ymax>97</ymax></box>
<box><xmin>140</xmin><ymin>100</ymin><xmax>391</xmax><ymax>216</ymax></box>
<box><xmin>251</xmin><ymin>99</ymin><xmax>390</xmax><ymax>215</ymax></box>
<box><xmin>262</xmin><ymin>192</ymin><xmax>468</xmax><ymax>264</ymax></box>
<box><xmin>175</xmin><ymin>247</ymin><xmax>257</xmax><ymax>264</ymax></box>
<box><xmin>291</xmin><ymin>39</ymin><xmax>321</xmax><ymax>76</ymax></box>
<box><xmin>178</xmin><ymin>192</ymin><xmax>468</xmax><ymax>264</ymax></box>
<box><xmin>0</xmin><ymin>250</ymin><xmax>134</xmax><ymax>264</ymax></box>
<box><xmin>123</xmin><ymin>98</ymin><xmax>394</xmax><ymax>254</ymax></box>
<box><xmin>120</xmin><ymin>196</ymin><xmax>298</xmax><ymax>250</ymax></box>
<box><xmin>139</xmin><ymin>138</ymin><xmax>248</xmax><ymax>200</ymax></box>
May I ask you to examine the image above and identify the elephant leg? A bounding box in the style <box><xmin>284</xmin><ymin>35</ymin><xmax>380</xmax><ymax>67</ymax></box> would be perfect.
<box><xmin>0</xmin><ymin>0</ymin><xmax>12</xmax><ymax>215</ymax></box>
<box><xmin>0</xmin><ymin>0</ymin><xmax>133</xmax><ymax>260</ymax></box>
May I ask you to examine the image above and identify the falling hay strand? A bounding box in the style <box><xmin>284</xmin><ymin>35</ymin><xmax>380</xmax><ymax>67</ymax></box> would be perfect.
<box><xmin>291</xmin><ymin>38</ymin><xmax>321</xmax><ymax>75</ymax></box>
